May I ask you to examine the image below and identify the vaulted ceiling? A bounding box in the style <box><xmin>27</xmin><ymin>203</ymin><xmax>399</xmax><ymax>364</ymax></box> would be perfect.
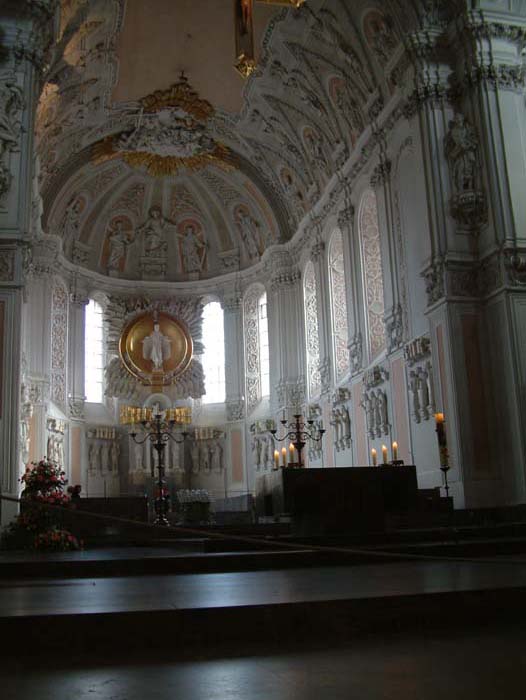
<box><xmin>36</xmin><ymin>0</ymin><xmax>442</xmax><ymax>282</ymax></box>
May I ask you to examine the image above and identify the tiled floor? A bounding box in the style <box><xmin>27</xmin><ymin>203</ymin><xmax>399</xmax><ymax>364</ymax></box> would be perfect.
<box><xmin>1</xmin><ymin>624</ymin><xmax>524</xmax><ymax>700</ymax></box>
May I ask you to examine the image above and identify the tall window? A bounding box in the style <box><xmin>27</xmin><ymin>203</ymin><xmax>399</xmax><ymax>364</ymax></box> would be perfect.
<box><xmin>329</xmin><ymin>230</ymin><xmax>350</xmax><ymax>382</ymax></box>
<box><xmin>202</xmin><ymin>301</ymin><xmax>225</xmax><ymax>404</ymax></box>
<box><xmin>303</xmin><ymin>261</ymin><xmax>321</xmax><ymax>398</ymax></box>
<box><xmin>258</xmin><ymin>293</ymin><xmax>270</xmax><ymax>397</ymax></box>
<box><xmin>359</xmin><ymin>190</ymin><xmax>386</xmax><ymax>360</ymax></box>
<box><xmin>244</xmin><ymin>284</ymin><xmax>269</xmax><ymax>412</ymax></box>
<box><xmin>85</xmin><ymin>299</ymin><xmax>104</xmax><ymax>403</ymax></box>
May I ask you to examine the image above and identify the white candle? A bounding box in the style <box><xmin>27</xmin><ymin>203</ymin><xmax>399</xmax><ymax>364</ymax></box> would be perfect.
<box><xmin>382</xmin><ymin>445</ymin><xmax>388</xmax><ymax>465</ymax></box>
<box><xmin>274</xmin><ymin>450</ymin><xmax>279</xmax><ymax>469</ymax></box>
<box><xmin>371</xmin><ymin>448</ymin><xmax>377</xmax><ymax>466</ymax></box>
<box><xmin>392</xmin><ymin>441</ymin><xmax>398</xmax><ymax>462</ymax></box>
<box><xmin>281</xmin><ymin>447</ymin><xmax>287</xmax><ymax>468</ymax></box>
<box><xmin>289</xmin><ymin>443</ymin><xmax>295</xmax><ymax>465</ymax></box>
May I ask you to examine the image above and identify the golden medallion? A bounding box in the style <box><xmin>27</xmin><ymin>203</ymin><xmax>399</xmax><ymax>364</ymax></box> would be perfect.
<box><xmin>119</xmin><ymin>312</ymin><xmax>193</xmax><ymax>386</ymax></box>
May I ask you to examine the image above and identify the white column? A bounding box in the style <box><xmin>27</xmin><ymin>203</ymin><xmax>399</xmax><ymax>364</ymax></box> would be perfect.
<box><xmin>0</xmin><ymin>3</ymin><xmax>56</xmax><ymax>525</ymax></box>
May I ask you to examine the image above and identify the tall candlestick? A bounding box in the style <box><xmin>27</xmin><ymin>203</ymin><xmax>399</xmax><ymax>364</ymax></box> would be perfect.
<box><xmin>371</xmin><ymin>448</ymin><xmax>377</xmax><ymax>466</ymax></box>
<box><xmin>382</xmin><ymin>444</ymin><xmax>388</xmax><ymax>465</ymax></box>
<box><xmin>392</xmin><ymin>441</ymin><xmax>398</xmax><ymax>462</ymax></box>
<box><xmin>281</xmin><ymin>446</ymin><xmax>287</xmax><ymax>468</ymax></box>
<box><xmin>274</xmin><ymin>450</ymin><xmax>279</xmax><ymax>470</ymax></box>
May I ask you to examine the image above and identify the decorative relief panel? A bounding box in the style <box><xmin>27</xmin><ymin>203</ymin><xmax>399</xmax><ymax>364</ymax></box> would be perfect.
<box><xmin>328</xmin><ymin>230</ymin><xmax>350</xmax><ymax>382</ymax></box>
<box><xmin>361</xmin><ymin>389</ymin><xmax>389</xmax><ymax>439</ymax></box>
<box><xmin>408</xmin><ymin>361</ymin><xmax>435</xmax><ymax>424</ymax></box>
<box><xmin>51</xmin><ymin>281</ymin><xmax>68</xmax><ymax>408</ymax></box>
<box><xmin>303</xmin><ymin>261</ymin><xmax>321</xmax><ymax>398</ymax></box>
<box><xmin>359</xmin><ymin>190</ymin><xmax>386</xmax><ymax>360</ymax></box>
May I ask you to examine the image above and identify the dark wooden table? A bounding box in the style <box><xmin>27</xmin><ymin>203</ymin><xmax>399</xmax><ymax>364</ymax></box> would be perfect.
<box><xmin>256</xmin><ymin>466</ymin><xmax>418</xmax><ymax>533</ymax></box>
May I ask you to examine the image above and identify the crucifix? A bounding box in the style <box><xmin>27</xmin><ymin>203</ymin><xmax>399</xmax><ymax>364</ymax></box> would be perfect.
<box><xmin>234</xmin><ymin>0</ymin><xmax>306</xmax><ymax>77</ymax></box>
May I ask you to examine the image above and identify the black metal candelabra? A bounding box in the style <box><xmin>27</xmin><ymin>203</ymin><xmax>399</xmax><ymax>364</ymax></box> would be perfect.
<box><xmin>270</xmin><ymin>414</ymin><xmax>325</xmax><ymax>469</ymax></box>
<box><xmin>130</xmin><ymin>412</ymin><xmax>189</xmax><ymax>526</ymax></box>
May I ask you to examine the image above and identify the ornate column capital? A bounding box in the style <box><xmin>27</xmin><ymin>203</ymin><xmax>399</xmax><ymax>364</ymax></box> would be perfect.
<box><xmin>309</xmin><ymin>239</ymin><xmax>325</xmax><ymax>263</ymax></box>
<box><xmin>337</xmin><ymin>204</ymin><xmax>354</xmax><ymax>230</ymax></box>
<box><xmin>370</xmin><ymin>159</ymin><xmax>392</xmax><ymax>188</ymax></box>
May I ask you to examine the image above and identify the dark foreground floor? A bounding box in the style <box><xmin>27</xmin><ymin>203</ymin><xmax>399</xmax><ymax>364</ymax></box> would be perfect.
<box><xmin>1</xmin><ymin>623</ymin><xmax>524</xmax><ymax>700</ymax></box>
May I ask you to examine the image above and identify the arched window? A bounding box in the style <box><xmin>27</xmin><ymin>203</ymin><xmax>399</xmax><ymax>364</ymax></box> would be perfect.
<box><xmin>84</xmin><ymin>299</ymin><xmax>104</xmax><ymax>403</ymax></box>
<box><xmin>201</xmin><ymin>301</ymin><xmax>226</xmax><ymax>404</ymax></box>
<box><xmin>243</xmin><ymin>285</ymin><xmax>269</xmax><ymax>412</ymax></box>
<box><xmin>359</xmin><ymin>190</ymin><xmax>386</xmax><ymax>360</ymax></box>
<box><xmin>258</xmin><ymin>292</ymin><xmax>270</xmax><ymax>397</ymax></box>
<box><xmin>328</xmin><ymin>230</ymin><xmax>350</xmax><ymax>382</ymax></box>
<box><xmin>303</xmin><ymin>261</ymin><xmax>322</xmax><ymax>398</ymax></box>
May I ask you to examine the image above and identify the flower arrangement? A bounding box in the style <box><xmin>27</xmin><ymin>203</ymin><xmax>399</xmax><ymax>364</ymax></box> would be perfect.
<box><xmin>34</xmin><ymin>529</ymin><xmax>81</xmax><ymax>552</ymax></box>
<box><xmin>1</xmin><ymin>458</ymin><xmax>82</xmax><ymax>551</ymax></box>
<box><xmin>20</xmin><ymin>459</ymin><xmax>68</xmax><ymax>495</ymax></box>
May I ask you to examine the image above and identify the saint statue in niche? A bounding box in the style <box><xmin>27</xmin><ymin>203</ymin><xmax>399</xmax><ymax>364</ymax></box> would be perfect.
<box><xmin>445</xmin><ymin>114</ymin><xmax>479</xmax><ymax>193</ymax></box>
<box><xmin>106</xmin><ymin>219</ymin><xmax>134</xmax><ymax>273</ymax></box>
<box><xmin>142</xmin><ymin>322</ymin><xmax>172</xmax><ymax>370</ymax></box>
<box><xmin>177</xmin><ymin>223</ymin><xmax>207</xmax><ymax>273</ymax></box>
<box><xmin>136</xmin><ymin>206</ymin><xmax>173</xmax><ymax>258</ymax></box>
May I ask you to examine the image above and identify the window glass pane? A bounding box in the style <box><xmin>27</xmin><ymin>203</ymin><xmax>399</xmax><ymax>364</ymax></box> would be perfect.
<box><xmin>329</xmin><ymin>230</ymin><xmax>350</xmax><ymax>382</ymax></box>
<box><xmin>304</xmin><ymin>262</ymin><xmax>321</xmax><ymax>397</ymax></box>
<box><xmin>359</xmin><ymin>190</ymin><xmax>386</xmax><ymax>360</ymax></box>
<box><xmin>258</xmin><ymin>293</ymin><xmax>270</xmax><ymax>397</ymax></box>
<box><xmin>85</xmin><ymin>299</ymin><xmax>105</xmax><ymax>403</ymax></box>
<box><xmin>202</xmin><ymin>301</ymin><xmax>226</xmax><ymax>404</ymax></box>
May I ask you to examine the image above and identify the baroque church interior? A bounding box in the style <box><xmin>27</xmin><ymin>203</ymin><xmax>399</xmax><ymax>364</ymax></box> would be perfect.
<box><xmin>1</xmin><ymin>0</ymin><xmax>526</xmax><ymax>696</ymax></box>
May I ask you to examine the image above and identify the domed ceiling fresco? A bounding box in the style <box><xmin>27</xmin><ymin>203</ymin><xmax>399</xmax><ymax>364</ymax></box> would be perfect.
<box><xmin>35</xmin><ymin>0</ymin><xmax>431</xmax><ymax>283</ymax></box>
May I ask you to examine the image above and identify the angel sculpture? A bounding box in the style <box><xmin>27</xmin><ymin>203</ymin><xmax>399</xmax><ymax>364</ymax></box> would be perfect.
<box><xmin>142</xmin><ymin>322</ymin><xmax>171</xmax><ymax>370</ymax></box>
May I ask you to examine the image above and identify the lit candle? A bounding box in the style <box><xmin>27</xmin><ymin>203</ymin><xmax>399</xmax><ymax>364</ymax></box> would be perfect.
<box><xmin>274</xmin><ymin>450</ymin><xmax>280</xmax><ymax>469</ymax></box>
<box><xmin>435</xmin><ymin>413</ymin><xmax>445</xmax><ymax>425</ymax></box>
<box><xmin>392</xmin><ymin>441</ymin><xmax>398</xmax><ymax>462</ymax></box>
<box><xmin>371</xmin><ymin>448</ymin><xmax>377</xmax><ymax>466</ymax></box>
<box><xmin>289</xmin><ymin>443</ymin><xmax>295</xmax><ymax>465</ymax></box>
<box><xmin>281</xmin><ymin>447</ymin><xmax>287</xmax><ymax>467</ymax></box>
<box><xmin>382</xmin><ymin>444</ymin><xmax>388</xmax><ymax>465</ymax></box>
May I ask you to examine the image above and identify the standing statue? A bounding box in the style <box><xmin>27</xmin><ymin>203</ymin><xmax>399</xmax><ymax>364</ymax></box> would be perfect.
<box><xmin>235</xmin><ymin>209</ymin><xmax>261</xmax><ymax>260</ymax></box>
<box><xmin>331</xmin><ymin>408</ymin><xmax>342</xmax><ymax>445</ymax></box>
<box><xmin>178</xmin><ymin>224</ymin><xmax>206</xmax><ymax>273</ymax></box>
<box><xmin>212</xmin><ymin>440</ymin><xmax>223</xmax><ymax>473</ymax></box>
<box><xmin>252</xmin><ymin>436</ymin><xmax>262</xmax><ymax>469</ymax></box>
<box><xmin>100</xmin><ymin>442</ymin><xmax>110</xmax><ymax>474</ymax></box>
<box><xmin>110</xmin><ymin>440</ymin><xmax>120</xmax><ymax>472</ymax></box>
<box><xmin>342</xmin><ymin>406</ymin><xmax>351</xmax><ymax>443</ymax></box>
<box><xmin>361</xmin><ymin>392</ymin><xmax>375</xmax><ymax>439</ymax></box>
<box><xmin>19</xmin><ymin>383</ymin><xmax>32</xmax><ymax>468</ymax></box>
<box><xmin>133</xmin><ymin>442</ymin><xmax>143</xmax><ymax>471</ymax></box>
<box><xmin>201</xmin><ymin>442</ymin><xmax>210</xmax><ymax>473</ymax></box>
<box><xmin>445</xmin><ymin>114</ymin><xmax>479</xmax><ymax>193</ymax></box>
<box><xmin>260</xmin><ymin>436</ymin><xmax>269</xmax><ymax>470</ymax></box>
<box><xmin>417</xmin><ymin>368</ymin><xmax>431</xmax><ymax>421</ymax></box>
<box><xmin>89</xmin><ymin>443</ymin><xmax>100</xmax><ymax>474</ymax></box>
<box><xmin>142</xmin><ymin>322</ymin><xmax>172</xmax><ymax>370</ymax></box>
<box><xmin>0</xmin><ymin>78</ymin><xmax>24</xmax><ymax>197</ymax></box>
<box><xmin>191</xmin><ymin>441</ymin><xmax>200</xmax><ymax>474</ymax></box>
<box><xmin>137</xmin><ymin>206</ymin><xmax>172</xmax><ymax>258</ymax></box>
<box><xmin>61</xmin><ymin>196</ymin><xmax>83</xmax><ymax>241</ymax></box>
<box><xmin>106</xmin><ymin>220</ymin><xmax>134</xmax><ymax>273</ymax></box>
<box><xmin>373</xmin><ymin>392</ymin><xmax>383</xmax><ymax>438</ymax></box>
<box><xmin>170</xmin><ymin>438</ymin><xmax>180</xmax><ymax>471</ymax></box>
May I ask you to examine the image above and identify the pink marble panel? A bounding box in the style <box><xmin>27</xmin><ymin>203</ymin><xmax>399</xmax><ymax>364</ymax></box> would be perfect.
<box><xmin>231</xmin><ymin>429</ymin><xmax>243</xmax><ymax>483</ymax></box>
<box><xmin>391</xmin><ymin>357</ymin><xmax>410</xmax><ymax>464</ymax></box>
<box><xmin>462</xmin><ymin>315</ymin><xmax>491</xmax><ymax>474</ymax></box>
<box><xmin>70</xmin><ymin>426</ymin><xmax>82</xmax><ymax>485</ymax></box>
<box><xmin>353</xmin><ymin>384</ymin><xmax>368</xmax><ymax>465</ymax></box>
